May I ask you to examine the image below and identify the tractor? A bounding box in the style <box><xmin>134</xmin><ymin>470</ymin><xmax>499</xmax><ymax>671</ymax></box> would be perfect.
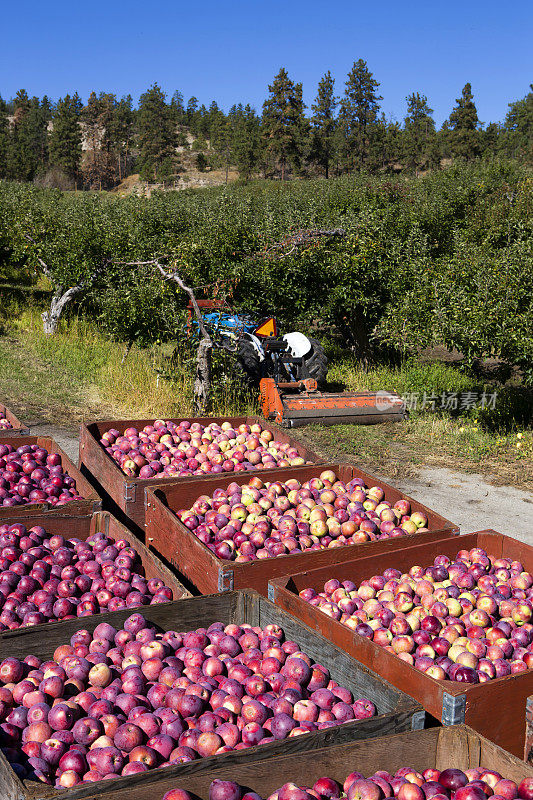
<box><xmin>186</xmin><ymin>299</ymin><xmax>405</xmax><ymax>428</ymax></box>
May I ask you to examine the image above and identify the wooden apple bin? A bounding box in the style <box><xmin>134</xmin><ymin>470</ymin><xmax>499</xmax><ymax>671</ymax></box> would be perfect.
<box><xmin>0</xmin><ymin>509</ymin><xmax>191</xmax><ymax>634</ymax></box>
<box><xmin>0</xmin><ymin>590</ymin><xmax>423</xmax><ymax>800</ymax></box>
<box><xmin>83</xmin><ymin>726</ymin><xmax>533</xmax><ymax>800</ymax></box>
<box><xmin>78</xmin><ymin>416</ymin><xmax>322</xmax><ymax>536</ymax></box>
<box><xmin>144</xmin><ymin>462</ymin><xmax>458</xmax><ymax>595</ymax></box>
<box><xmin>269</xmin><ymin>529</ymin><xmax>533</xmax><ymax>757</ymax></box>
<box><xmin>0</xmin><ymin>435</ymin><xmax>101</xmax><ymax>520</ymax></box>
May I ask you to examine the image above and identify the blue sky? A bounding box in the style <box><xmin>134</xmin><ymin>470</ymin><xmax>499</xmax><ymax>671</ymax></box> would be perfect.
<box><xmin>1</xmin><ymin>0</ymin><xmax>531</xmax><ymax>126</ymax></box>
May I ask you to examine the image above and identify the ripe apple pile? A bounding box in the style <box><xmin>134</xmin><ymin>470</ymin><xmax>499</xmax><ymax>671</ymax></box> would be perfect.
<box><xmin>99</xmin><ymin>420</ymin><xmax>308</xmax><ymax>479</ymax></box>
<box><xmin>178</xmin><ymin>470</ymin><xmax>428</xmax><ymax>562</ymax></box>
<box><xmin>0</xmin><ymin>614</ymin><xmax>376</xmax><ymax>786</ymax></box>
<box><xmin>0</xmin><ymin>443</ymin><xmax>82</xmax><ymax>508</ymax></box>
<box><xmin>0</xmin><ymin>524</ymin><xmax>173</xmax><ymax>630</ymax></box>
<box><xmin>301</xmin><ymin>546</ymin><xmax>533</xmax><ymax>683</ymax></box>
<box><xmin>0</xmin><ymin>411</ymin><xmax>13</xmax><ymax>430</ymax></box>
<box><xmin>162</xmin><ymin>767</ymin><xmax>533</xmax><ymax>800</ymax></box>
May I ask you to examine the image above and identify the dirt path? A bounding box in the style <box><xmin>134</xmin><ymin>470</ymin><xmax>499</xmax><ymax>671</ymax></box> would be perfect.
<box><xmin>30</xmin><ymin>424</ymin><xmax>533</xmax><ymax>546</ymax></box>
<box><xmin>396</xmin><ymin>467</ymin><xmax>533</xmax><ymax>546</ymax></box>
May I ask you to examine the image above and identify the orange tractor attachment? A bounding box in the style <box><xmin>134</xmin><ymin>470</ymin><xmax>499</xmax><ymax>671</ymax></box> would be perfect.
<box><xmin>260</xmin><ymin>378</ymin><xmax>406</xmax><ymax>428</ymax></box>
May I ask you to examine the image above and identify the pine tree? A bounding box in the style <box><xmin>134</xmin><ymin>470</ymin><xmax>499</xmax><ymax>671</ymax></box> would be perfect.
<box><xmin>5</xmin><ymin>90</ymin><xmax>49</xmax><ymax>180</ymax></box>
<box><xmin>7</xmin><ymin>90</ymin><xmax>32</xmax><ymax>179</ymax></box>
<box><xmin>403</xmin><ymin>92</ymin><xmax>436</xmax><ymax>172</ymax></box>
<box><xmin>137</xmin><ymin>84</ymin><xmax>177</xmax><ymax>182</ymax></box>
<box><xmin>482</xmin><ymin>122</ymin><xmax>501</xmax><ymax>158</ymax></box>
<box><xmin>170</xmin><ymin>90</ymin><xmax>185</xmax><ymax>125</ymax></box>
<box><xmin>110</xmin><ymin>95</ymin><xmax>134</xmax><ymax>181</ymax></box>
<box><xmin>309</xmin><ymin>71</ymin><xmax>337</xmax><ymax>178</ymax></box>
<box><xmin>371</xmin><ymin>117</ymin><xmax>402</xmax><ymax>172</ymax></box>
<box><xmin>338</xmin><ymin>59</ymin><xmax>382</xmax><ymax>171</ymax></box>
<box><xmin>262</xmin><ymin>67</ymin><xmax>307</xmax><ymax>180</ymax></box>
<box><xmin>186</xmin><ymin>96</ymin><xmax>199</xmax><ymax>125</ymax></box>
<box><xmin>448</xmin><ymin>83</ymin><xmax>481</xmax><ymax>160</ymax></box>
<box><xmin>502</xmin><ymin>85</ymin><xmax>533</xmax><ymax>163</ymax></box>
<box><xmin>231</xmin><ymin>104</ymin><xmax>261</xmax><ymax>179</ymax></box>
<box><xmin>209</xmin><ymin>103</ymin><xmax>232</xmax><ymax>181</ymax></box>
<box><xmin>0</xmin><ymin>96</ymin><xmax>9</xmax><ymax>178</ymax></box>
<box><xmin>81</xmin><ymin>92</ymin><xmax>117</xmax><ymax>189</ymax></box>
<box><xmin>49</xmin><ymin>93</ymin><xmax>83</xmax><ymax>184</ymax></box>
<box><xmin>38</xmin><ymin>96</ymin><xmax>52</xmax><ymax>166</ymax></box>
<box><xmin>190</xmin><ymin>104</ymin><xmax>208</xmax><ymax>139</ymax></box>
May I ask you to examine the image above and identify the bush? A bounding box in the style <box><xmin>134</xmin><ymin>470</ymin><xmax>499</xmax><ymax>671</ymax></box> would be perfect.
<box><xmin>0</xmin><ymin>161</ymin><xmax>531</xmax><ymax>380</ymax></box>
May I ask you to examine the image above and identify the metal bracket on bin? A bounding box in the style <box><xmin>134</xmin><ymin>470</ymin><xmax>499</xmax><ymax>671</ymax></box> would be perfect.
<box><xmin>218</xmin><ymin>571</ymin><xmax>234</xmax><ymax>592</ymax></box>
<box><xmin>268</xmin><ymin>585</ymin><xmax>275</xmax><ymax>603</ymax></box>
<box><xmin>442</xmin><ymin>693</ymin><xmax>466</xmax><ymax>725</ymax></box>
<box><xmin>124</xmin><ymin>483</ymin><xmax>136</xmax><ymax>503</ymax></box>
<box><xmin>411</xmin><ymin>710</ymin><xmax>426</xmax><ymax>730</ymax></box>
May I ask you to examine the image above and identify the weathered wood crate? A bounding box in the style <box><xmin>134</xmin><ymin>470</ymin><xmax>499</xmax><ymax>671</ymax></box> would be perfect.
<box><xmin>88</xmin><ymin>726</ymin><xmax>533</xmax><ymax>800</ymax></box>
<box><xmin>145</xmin><ymin>462</ymin><xmax>458</xmax><ymax>594</ymax></box>
<box><xmin>269</xmin><ymin>529</ymin><xmax>533</xmax><ymax>757</ymax></box>
<box><xmin>0</xmin><ymin>590</ymin><xmax>424</xmax><ymax>800</ymax></box>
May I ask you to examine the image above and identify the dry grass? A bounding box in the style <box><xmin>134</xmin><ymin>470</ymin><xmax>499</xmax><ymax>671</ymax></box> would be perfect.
<box><xmin>0</xmin><ymin>311</ymin><xmax>257</xmax><ymax>427</ymax></box>
<box><xmin>297</xmin><ymin>415</ymin><xmax>533</xmax><ymax>491</ymax></box>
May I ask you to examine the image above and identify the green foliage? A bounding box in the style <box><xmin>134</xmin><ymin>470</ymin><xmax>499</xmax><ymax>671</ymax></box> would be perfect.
<box><xmin>137</xmin><ymin>84</ymin><xmax>177</xmax><ymax>182</ymax></box>
<box><xmin>94</xmin><ymin>264</ymin><xmax>183</xmax><ymax>347</ymax></box>
<box><xmin>0</xmin><ymin>161</ymin><xmax>532</xmax><ymax>383</ymax></box>
<box><xmin>262</xmin><ymin>68</ymin><xmax>308</xmax><ymax>180</ymax></box>
<box><xmin>49</xmin><ymin>93</ymin><xmax>83</xmax><ymax>181</ymax></box>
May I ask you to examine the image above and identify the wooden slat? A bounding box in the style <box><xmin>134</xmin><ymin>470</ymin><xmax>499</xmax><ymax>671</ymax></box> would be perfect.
<box><xmin>0</xmin><ymin>436</ymin><xmax>101</xmax><ymax>520</ymax></box>
<box><xmin>0</xmin><ymin>404</ymin><xmax>29</xmax><ymax>436</ymax></box>
<box><xmin>34</xmin><ymin>727</ymin><xmax>533</xmax><ymax>800</ymax></box>
<box><xmin>145</xmin><ymin>462</ymin><xmax>458</xmax><ymax>595</ymax></box>
<box><xmin>270</xmin><ymin>529</ymin><xmax>533</xmax><ymax>757</ymax></box>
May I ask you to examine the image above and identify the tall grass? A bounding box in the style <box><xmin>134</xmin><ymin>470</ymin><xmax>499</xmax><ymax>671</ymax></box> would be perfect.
<box><xmin>329</xmin><ymin>359</ymin><xmax>473</xmax><ymax>400</ymax></box>
<box><xmin>9</xmin><ymin>310</ymin><xmax>257</xmax><ymax>420</ymax></box>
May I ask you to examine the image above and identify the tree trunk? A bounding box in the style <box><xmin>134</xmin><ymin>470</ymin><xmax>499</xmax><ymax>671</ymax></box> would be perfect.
<box><xmin>194</xmin><ymin>337</ymin><xmax>212</xmax><ymax>414</ymax></box>
<box><xmin>343</xmin><ymin>315</ymin><xmax>372</xmax><ymax>370</ymax></box>
<box><xmin>42</xmin><ymin>309</ymin><xmax>60</xmax><ymax>335</ymax></box>
<box><xmin>41</xmin><ymin>285</ymin><xmax>83</xmax><ymax>335</ymax></box>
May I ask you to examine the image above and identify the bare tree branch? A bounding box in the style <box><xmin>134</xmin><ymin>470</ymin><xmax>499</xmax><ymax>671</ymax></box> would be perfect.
<box><xmin>257</xmin><ymin>228</ymin><xmax>347</xmax><ymax>261</ymax></box>
<box><xmin>116</xmin><ymin>258</ymin><xmax>213</xmax><ymax>414</ymax></box>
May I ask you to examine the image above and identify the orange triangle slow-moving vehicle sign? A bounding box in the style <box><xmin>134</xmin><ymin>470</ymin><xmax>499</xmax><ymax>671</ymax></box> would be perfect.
<box><xmin>254</xmin><ymin>318</ymin><xmax>277</xmax><ymax>337</ymax></box>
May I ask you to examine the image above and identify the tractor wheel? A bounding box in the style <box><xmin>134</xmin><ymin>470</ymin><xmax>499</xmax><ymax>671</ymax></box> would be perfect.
<box><xmin>299</xmin><ymin>338</ymin><xmax>328</xmax><ymax>385</ymax></box>
<box><xmin>235</xmin><ymin>338</ymin><xmax>262</xmax><ymax>385</ymax></box>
